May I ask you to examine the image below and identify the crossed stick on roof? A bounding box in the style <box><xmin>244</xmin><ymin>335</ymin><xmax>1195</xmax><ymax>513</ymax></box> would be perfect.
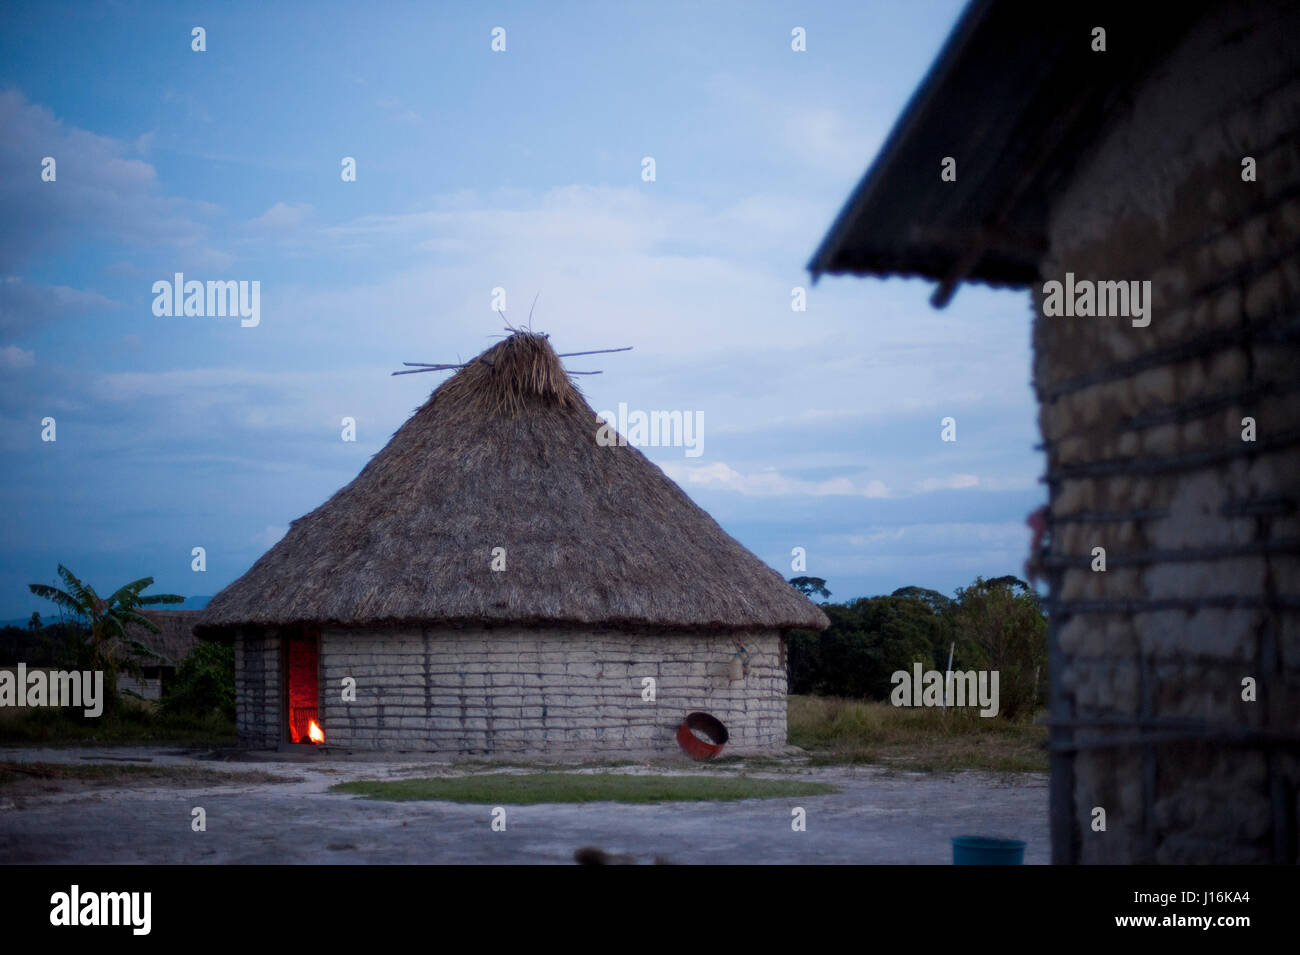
<box><xmin>393</xmin><ymin>305</ymin><xmax>632</xmax><ymax>376</ymax></box>
<box><xmin>391</xmin><ymin>346</ymin><xmax>631</xmax><ymax>376</ymax></box>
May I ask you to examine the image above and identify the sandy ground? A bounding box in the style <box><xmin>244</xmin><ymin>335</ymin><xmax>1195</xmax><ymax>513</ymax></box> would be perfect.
<box><xmin>0</xmin><ymin>746</ymin><xmax>1049</xmax><ymax>864</ymax></box>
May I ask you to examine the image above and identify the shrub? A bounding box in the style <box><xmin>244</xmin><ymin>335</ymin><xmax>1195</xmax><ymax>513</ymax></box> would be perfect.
<box><xmin>788</xmin><ymin>595</ymin><xmax>942</xmax><ymax>699</ymax></box>
<box><xmin>161</xmin><ymin>640</ymin><xmax>235</xmax><ymax>721</ymax></box>
<box><xmin>950</xmin><ymin>576</ymin><xmax>1047</xmax><ymax>721</ymax></box>
<box><xmin>787</xmin><ymin>576</ymin><xmax>1047</xmax><ymax>722</ymax></box>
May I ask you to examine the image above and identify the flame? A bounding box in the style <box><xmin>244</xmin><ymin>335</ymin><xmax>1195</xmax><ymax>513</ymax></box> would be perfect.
<box><xmin>308</xmin><ymin>719</ymin><xmax>324</xmax><ymax>744</ymax></box>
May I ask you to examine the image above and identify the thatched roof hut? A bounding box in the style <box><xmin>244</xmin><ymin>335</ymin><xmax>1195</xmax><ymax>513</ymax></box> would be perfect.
<box><xmin>201</xmin><ymin>332</ymin><xmax>826</xmax><ymax>754</ymax></box>
<box><xmin>110</xmin><ymin>609</ymin><xmax>201</xmax><ymax>700</ymax></box>
<box><xmin>120</xmin><ymin>610</ymin><xmax>201</xmax><ymax>666</ymax></box>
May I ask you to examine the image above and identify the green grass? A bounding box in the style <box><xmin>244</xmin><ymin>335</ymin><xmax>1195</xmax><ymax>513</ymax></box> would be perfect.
<box><xmin>332</xmin><ymin>772</ymin><xmax>839</xmax><ymax>804</ymax></box>
<box><xmin>788</xmin><ymin>695</ymin><xmax>1048</xmax><ymax>772</ymax></box>
<box><xmin>0</xmin><ymin>704</ymin><xmax>236</xmax><ymax>746</ymax></box>
<box><xmin>449</xmin><ymin>758</ymin><xmax>642</xmax><ymax>772</ymax></box>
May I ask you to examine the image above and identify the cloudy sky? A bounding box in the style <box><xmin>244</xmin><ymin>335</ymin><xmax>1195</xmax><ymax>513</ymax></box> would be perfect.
<box><xmin>0</xmin><ymin>0</ymin><xmax>1044</xmax><ymax>619</ymax></box>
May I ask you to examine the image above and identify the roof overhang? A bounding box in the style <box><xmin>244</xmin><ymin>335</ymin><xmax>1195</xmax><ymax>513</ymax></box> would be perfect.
<box><xmin>807</xmin><ymin>0</ymin><xmax>1210</xmax><ymax>306</ymax></box>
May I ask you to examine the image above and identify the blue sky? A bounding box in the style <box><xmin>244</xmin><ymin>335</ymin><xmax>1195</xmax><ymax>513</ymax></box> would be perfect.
<box><xmin>0</xmin><ymin>0</ymin><xmax>1044</xmax><ymax>619</ymax></box>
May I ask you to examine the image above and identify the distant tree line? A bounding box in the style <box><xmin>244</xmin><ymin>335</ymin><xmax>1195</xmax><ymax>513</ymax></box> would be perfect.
<box><xmin>0</xmin><ymin>615</ymin><xmax>92</xmax><ymax>669</ymax></box>
<box><xmin>787</xmin><ymin>575</ymin><xmax>1048</xmax><ymax>720</ymax></box>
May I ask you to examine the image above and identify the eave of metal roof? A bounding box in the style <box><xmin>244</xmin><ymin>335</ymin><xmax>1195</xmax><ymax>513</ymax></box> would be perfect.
<box><xmin>807</xmin><ymin>0</ymin><xmax>1210</xmax><ymax>306</ymax></box>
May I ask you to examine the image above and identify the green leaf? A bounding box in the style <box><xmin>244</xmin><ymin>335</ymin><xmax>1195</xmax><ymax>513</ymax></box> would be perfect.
<box><xmin>28</xmin><ymin>584</ymin><xmax>82</xmax><ymax>616</ymax></box>
<box><xmin>116</xmin><ymin>609</ymin><xmax>159</xmax><ymax>633</ymax></box>
<box><xmin>56</xmin><ymin>565</ymin><xmax>97</xmax><ymax>615</ymax></box>
<box><xmin>126</xmin><ymin>639</ymin><xmax>165</xmax><ymax>662</ymax></box>
<box><xmin>101</xmin><ymin>615</ymin><xmax>126</xmax><ymax>641</ymax></box>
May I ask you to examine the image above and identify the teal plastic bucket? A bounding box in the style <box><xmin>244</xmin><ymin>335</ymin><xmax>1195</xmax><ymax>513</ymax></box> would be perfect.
<box><xmin>952</xmin><ymin>836</ymin><xmax>1026</xmax><ymax>865</ymax></box>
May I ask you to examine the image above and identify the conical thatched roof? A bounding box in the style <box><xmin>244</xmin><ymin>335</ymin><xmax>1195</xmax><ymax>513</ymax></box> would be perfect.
<box><xmin>198</xmin><ymin>332</ymin><xmax>828</xmax><ymax>633</ymax></box>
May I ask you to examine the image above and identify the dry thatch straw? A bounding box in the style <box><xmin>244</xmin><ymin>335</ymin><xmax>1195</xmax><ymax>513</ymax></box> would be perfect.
<box><xmin>438</xmin><ymin>330</ymin><xmax>580</xmax><ymax>416</ymax></box>
<box><xmin>117</xmin><ymin>610</ymin><xmax>201</xmax><ymax>665</ymax></box>
<box><xmin>199</xmin><ymin>332</ymin><xmax>829</xmax><ymax>633</ymax></box>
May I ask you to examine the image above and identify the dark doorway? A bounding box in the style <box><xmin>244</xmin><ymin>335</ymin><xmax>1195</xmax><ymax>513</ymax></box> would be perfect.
<box><xmin>283</xmin><ymin>629</ymin><xmax>322</xmax><ymax>744</ymax></box>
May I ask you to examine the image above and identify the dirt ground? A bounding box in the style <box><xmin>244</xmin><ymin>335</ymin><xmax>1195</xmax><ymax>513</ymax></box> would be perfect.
<box><xmin>0</xmin><ymin>746</ymin><xmax>1049</xmax><ymax>864</ymax></box>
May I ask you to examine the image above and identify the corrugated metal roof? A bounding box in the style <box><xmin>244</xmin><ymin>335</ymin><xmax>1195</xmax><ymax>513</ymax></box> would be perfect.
<box><xmin>807</xmin><ymin>0</ymin><xmax>1210</xmax><ymax>304</ymax></box>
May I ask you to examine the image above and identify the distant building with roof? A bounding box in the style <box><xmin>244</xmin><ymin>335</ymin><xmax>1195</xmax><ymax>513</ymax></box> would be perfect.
<box><xmin>199</xmin><ymin>332</ymin><xmax>828</xmax><ymax>755</ymax></box>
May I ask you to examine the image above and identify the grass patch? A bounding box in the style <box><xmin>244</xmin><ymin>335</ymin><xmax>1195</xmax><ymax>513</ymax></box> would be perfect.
<box><xmin>332</xmin><ymin>772</ymin><xmax>838</xmax><ymax>804</ymax></box>
<box><xmin>788</xmin><ymin>695</ymin><xmax>1048</xmax><ymax>773</ymax></box>
<box><xmin>449</xmin><ymin>758</ymin><xmax>642</xmax><ymax>773</ymax></box>
<box><xmin>0</xmin><ymin>704</ymin><xmax>236</xmax><ymax>746</ymax></box>
<box><xmin>0</xmin><ymin>760</ymin><xmax>293</xmax><ymax>787</ymax></box>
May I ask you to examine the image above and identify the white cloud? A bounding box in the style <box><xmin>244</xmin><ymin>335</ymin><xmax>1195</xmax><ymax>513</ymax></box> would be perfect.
<box><xmin>0</xmin><ymin>345</ymin><xmax>35</xmax><ymax>369</ymax></box>
<box><xmin>190</xmin><ymin>247</ymin><xmax>237</xmax><ymax>269</ymax></box>
<box><xmin>77</xmin><ymin>364</ymin><xmax>408</xmax><ymax>464</ymax></box>
<box><xmin>829</xmin><ymin>521</ymin><xmax>1030</xmax><ymax>555</ymax></box>
<box><xmin>916</xmin><ymin>474</ymin><xmax>979</xmax><ymax>492</ymax></box>
<box><xmin>0</xmin><ymin>90</ymin><xmax>221</xmax><ymax>274</ymax></box>
<box><xmin>661</xmin><ymin>461</ymin><xmax>890</xmax><ymax>499</ymax></box>
<box><xmin>847</xmin><ymin>528</ymin><xmax>907</xmax><ymax>546</ymax></box>
<box><xmin>161</xmin><ymin>88</ymin><xmax>213</xmax><ymax>124</ymax></box>
<box><xmin>784</xmin><ymin>105</ymin><xmax>882</xmax><ymax>179</ymax></box>
<box><xmin>705</xmin><ymin>73</ymin><xmax>884</xmax><ymax>179</ymax></box>
<box><xmin>0</xmin><ymin>276</ymin><xmax>119</xmax><ymax>336</ymax></box>
<box><xmin>249</xmin><ymin>202</ymin><xmax>312</xmax><ymax>230</ymax></box>
<box><xmin>658</xmin><ymin>462</ymin><xmax>1022</xmax><ymax>501</ymax></box>
<box><xmin>376</xmin><ymin>96</ymin><xmax>421</xmax><ymax>125</ymax></box>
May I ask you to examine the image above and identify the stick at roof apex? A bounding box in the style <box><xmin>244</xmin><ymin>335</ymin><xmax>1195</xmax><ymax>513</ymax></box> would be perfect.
<box><xmin>391</xmin><ymin>342</ymin><xmax>630</xmax><ymax>377</ymax></box>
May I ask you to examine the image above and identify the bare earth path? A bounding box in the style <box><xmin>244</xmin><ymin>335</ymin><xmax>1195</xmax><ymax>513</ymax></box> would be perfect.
<box><xmin>0</xmin><ymin>746</ymin><xmax>1048</xmax><ymax>864</ymax></box>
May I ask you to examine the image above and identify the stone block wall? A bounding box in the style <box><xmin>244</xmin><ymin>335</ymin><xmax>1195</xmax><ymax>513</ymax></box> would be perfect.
<box><xmin>234</xmin><ymin>630</ymin><xmax>281</xmax><ymax>748</ymax></box>
<box><xmin>1034</xmin><ymin>0</ymin><xmax>1300</xmax><ymax>862</ymax></box>
<box><xmin>314</xmin><ymin>626</ymin><xmax>786</xmax><ymax>756</ymax></box>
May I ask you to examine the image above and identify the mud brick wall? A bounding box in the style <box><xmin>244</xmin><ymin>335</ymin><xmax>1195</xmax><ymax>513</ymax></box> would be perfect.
<box><xmin>315</xmin><ymin>627</ymin><xmax>786</xmax><ymax>756</ymax></box>
<box><xmin>234</xmin><ymin>631</ymin><xmax>280</xmax><ymax>748</ymax></box>
<box><xmin>1034</xmin><ymin>0</ymin><xmax>1300</xmax><ymax>862</ymax></box>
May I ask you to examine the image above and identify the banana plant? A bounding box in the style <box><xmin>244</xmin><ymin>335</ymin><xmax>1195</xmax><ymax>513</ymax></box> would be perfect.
<box><xmin>29</xmin><ymin>565</ymin><xmax>184</xmax><ymax>699</ymax></box>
